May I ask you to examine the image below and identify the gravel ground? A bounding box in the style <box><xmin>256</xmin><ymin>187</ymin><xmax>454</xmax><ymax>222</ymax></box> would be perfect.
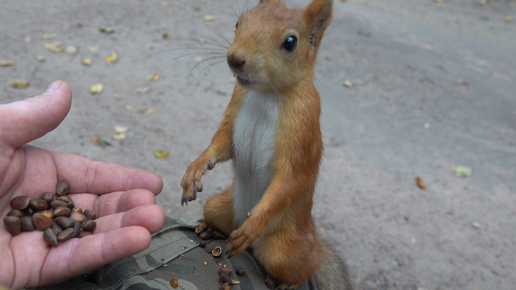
<box><xmin>1</xmin><ymin>0</ymin><xmax>515</xmax><ymax>289</ymax></box>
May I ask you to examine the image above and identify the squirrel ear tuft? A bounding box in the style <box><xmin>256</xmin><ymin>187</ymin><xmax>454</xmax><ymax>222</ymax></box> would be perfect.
<box><xmin>303</xmin><ymin>0</ymin><xmax>333</xmax><ymax>49</ymax></box>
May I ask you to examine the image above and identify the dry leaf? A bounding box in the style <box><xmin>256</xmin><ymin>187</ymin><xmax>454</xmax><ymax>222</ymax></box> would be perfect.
<box><xmin>147</xmin><ymin>72</ymin><xmax>162</xmax><ymax>81</ymax></box>
<box><xmin>24</xmin><ymin>36</ymin><xmax>31</xmax><ymax>42</ymax></box>
<box><xmin>154</xmin><ymin>150</ymin><xmax>169</xmax><ymax>159</ymax></box>
<box><xmin>37</xmin><ymin>55</ymin><xmax>46</xmax><ymax>62</ymax></box>
<box><xmin>155</xmin><ymin>127</ymin><xmax>164</xmax><ymax>132</ymax></box>
<box><xmin>503</xmin><ymin>16</ymin><xmax>513</xmax><ymax>22</ymax></box>
<box><xmin>65</xmin><ymin>45</ymin><xmax>79</xmax><ymax>55</ymax></box>
<box><xmin>138</xmin><ymin>108</ymin><xmax>157</xmax><ymax>114</ymax></box>
<box><xmin>455</xmin><ymin>79</ymin><xmax>470</xmax><ymax>86</ymax></box>
<box><xmin>124</xmin><ymin>105</ymin><xmax>132</xmax><ymax>110</ymax></box>
<box><xmin>0</xmin><ymin>60</ymin><xmax>14</xmax><ymax>66</ymax></box>
<box><xmin>163</xmin><ymin>33</ymin><xmax>170</xmax><ymax>39</ymax></box>
<box><xmin>198</xmin><ymin>38</ymin><xmax>206</xmax><ymax>44</ymax></box>
<box><xmin>343</xmin><ymin>80</ymin><xmax>354</xmax><ymax>88</ymax></box>
<box><xmin>92</xmin><ymin>135</ymin><xmax>111</xmax><ymax>147</ymax></box>
<box><xmin>203</xmin><ymin>15</ymin><xmax>216</xmax><ymax>21</ymax></box>
<box><xmin>10</xmin><ymin>80</ymin><xmax>29</xmax><ymax>88</ymax></box>
<box><xmin>112</xmin><ymin>133</ymin><xmax>126</xmax><ymax>140</ymax></box>
<box><xmin>89</xmin><ymin>46</ymin><xmax>100</xmax><ymax>53</ymax></box>
<box><xmin>99</xmin><ymin>26</ymin><xmax>115</xmax><ymax>34</ymax></box>
<box><xmin>44</xmin><ymin>42</ymin><xmax>64</xmax><ymax>54</ymax></box>
<box><xmin>105</xmin><ymin>53</ymin><xmax>117</xmax><ymax>62</ymax></box>
<box><xmin>81</xmin><ymin>58</ymin><xmax>92</xmax><ymax>66</ymax></box>
<box><xmin>90</xmin><ymin>83</ymin><xmax>104</xmax><ymax>94</ymax></box>
<box><xmin>114</xmin><ymin>126</ymin><xmax>129</xmax><ymax>134</ymax></box>
<box><xmin>41</xmin><ymin>33</ymin><xmax>57</xmax><ymax>39</ymax></box>
<box><xmin>415</xmin><ymin>176</ymin><xmax>426</xmax><ymax>190</ymax></box>
<box><xmin>162</xmin><ymin>1</ymin><xmax>170</xmax><ymax>6</ymax></box>
<box><xmin>451</xmin><ymin>165</ymin><xmax>473</xmax><ymax>178</ymax></box>
<box><xmin>137</xmin><ymin>87</ymin><xmax>152</xmax><ymax>94</ymax></box>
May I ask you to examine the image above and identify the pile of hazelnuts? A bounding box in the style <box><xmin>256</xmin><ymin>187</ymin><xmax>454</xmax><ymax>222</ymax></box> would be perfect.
<box><xmin>3</xmin><ymin>181</ymin><xmax>97</xmax><ymax>246</ymax></box>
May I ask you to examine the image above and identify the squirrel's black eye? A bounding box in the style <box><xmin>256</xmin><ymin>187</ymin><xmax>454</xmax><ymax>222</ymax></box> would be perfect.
<box><xmin>281</xmin><ymin>35</ymin><xmax>297</xmax><ymax>52</ymax></box>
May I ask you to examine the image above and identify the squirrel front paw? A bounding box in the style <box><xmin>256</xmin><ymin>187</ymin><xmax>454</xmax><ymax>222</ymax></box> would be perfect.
<box><xmin>226</xmin><ymin>217</ymin><xmax>264</xmax><ymax>257</ymax></box>
<box><xmin>180</xmin><ymin>158</ymin><xmax>216</xmax><ymax>206</ymax></box>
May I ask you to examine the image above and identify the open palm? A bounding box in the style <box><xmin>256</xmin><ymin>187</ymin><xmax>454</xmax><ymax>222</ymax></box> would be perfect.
<box><xmin>0</xmin><ymin>81</ymin><xmax>165</xmax><ymax>288</ymax></box>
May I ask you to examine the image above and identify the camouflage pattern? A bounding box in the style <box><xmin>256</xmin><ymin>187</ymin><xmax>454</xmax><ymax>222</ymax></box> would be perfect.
<box><xmin>34</xmin><ymin>217</ymin><xmax>317</xmax><ymax>290</ymax></box>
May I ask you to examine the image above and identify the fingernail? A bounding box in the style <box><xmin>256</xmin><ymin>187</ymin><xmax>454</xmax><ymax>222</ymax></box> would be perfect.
<box><xmin>45</xmin><ymin>80</ymin><xmax>62</xmax><ymax>93</ymax></box>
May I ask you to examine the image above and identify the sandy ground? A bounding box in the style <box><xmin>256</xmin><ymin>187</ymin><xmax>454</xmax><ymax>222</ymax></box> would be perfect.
<box><xmin>1</xmin><ymin>0</ymin><xmax>515</xmax><ymax>289</ymax></box>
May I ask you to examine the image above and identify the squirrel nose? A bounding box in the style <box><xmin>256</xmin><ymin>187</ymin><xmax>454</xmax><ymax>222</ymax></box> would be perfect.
<box><xmin>227</xmin><ymin>54</ymin><xmax>246</xmax><ymax>72</ymax></box>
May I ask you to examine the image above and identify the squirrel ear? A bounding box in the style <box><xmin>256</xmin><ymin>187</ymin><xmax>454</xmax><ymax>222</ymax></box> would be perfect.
<box><xmin>303</xmin><ymin>0</ymin><xmax>333</xmax><ymax>49</ymax></box>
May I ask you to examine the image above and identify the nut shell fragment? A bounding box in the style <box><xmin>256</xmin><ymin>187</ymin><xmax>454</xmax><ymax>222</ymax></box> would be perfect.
<box><xmin>212</xmin><ymin>246</ymin><xmax>223</xmax><ymax>257</ymax></box>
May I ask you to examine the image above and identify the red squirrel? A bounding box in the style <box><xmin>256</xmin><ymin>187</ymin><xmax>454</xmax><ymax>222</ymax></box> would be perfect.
<box><xmin>181</xmin><ymin>0</ymin><xmax>353</xmax><ymax>288</ymax></box>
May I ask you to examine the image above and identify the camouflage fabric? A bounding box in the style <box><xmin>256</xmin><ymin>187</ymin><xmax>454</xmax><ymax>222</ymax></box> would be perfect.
<box><xmin>35</xmin><ymin>216</ymin><xmax>317</xmax><ymax>290</ymax></box>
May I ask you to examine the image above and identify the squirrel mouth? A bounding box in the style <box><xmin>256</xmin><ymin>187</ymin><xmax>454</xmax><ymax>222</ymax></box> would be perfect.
<box><xmin>235</xmin><ymin>75</ymin><xmax>258</xmax><ymax>87</ymax></box>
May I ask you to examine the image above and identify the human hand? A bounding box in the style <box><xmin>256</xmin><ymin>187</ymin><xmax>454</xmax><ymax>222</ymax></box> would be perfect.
<box><xmin>0</xmin><ymin>81</ymin><xmax>165</xmax><ymax>288</ymax></box>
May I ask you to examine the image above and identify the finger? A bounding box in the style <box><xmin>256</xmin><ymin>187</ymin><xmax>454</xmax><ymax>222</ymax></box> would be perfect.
<box><xmin>0</xmin><ymin>80</ymin><xmax>72</xmax><ymax>149</ymax></box>
<box><xmin>67</xmin><ymin>189</ymin><xmax>157</xmax><ymax>217</ymax></box>
<box><xmin>50</xmin><ymin>151</ymin><xmax>163</xmax><ymax>195</ymax></box>
<box><xmin>39</xmin><ymin>226</ymin><xmax>152</xmax><ymax>287</ymax></box>
<box><xmin>93</xmin><ymin>204</ymin><xmax>165</xmax><ymax>235</ymax></box>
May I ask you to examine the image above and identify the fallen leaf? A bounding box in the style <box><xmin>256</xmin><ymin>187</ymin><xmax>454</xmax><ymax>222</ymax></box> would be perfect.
<box><xmin>194</xmin><ymin>6</ymin><xmax>201</xmax><ymax>11</ymax></box>
<box><xmin>90</xmin><ymin>83</ymin><xmax>104</xmax><ymax>94</ymax></box>
<box><xmin>162</xmin><ymin>1</ymin><xmax>170</xmax><ymax>7</ymax></box>
<box><xmin>138</xmin><ymin>107</ymin><xmax>157</xmax><ymax>114</ymax></box>
<box><xmin>155</xmin><ymin>127</ymin><xmax>164</xmax><ymax>132</ymax></box>
<box><xmin>343</xmin><ymin>80</ymin><xmax>354</xmax><ymax>88</ymax></box>
<box><xmin>503</xmin><ymin>16</ymin><xmax>513</xmax><ymax>22</ymax></box>
<box><xmin>37</xmin><ymin>55</ymin><xmax>46</xmax><ymax>62</ymax></box>
<box><xmin>44</xmin><ymin>42</ymin><xmax>64</xmax><ymax>54</ymax></box>
<box><xmin>99</xmin><ymin>26</ymin><xmax>115</xmax><ymax>34</ymax></box>
<box><xmin>10</xmin><ymin>80</ymin><xmax>29</xmax><ymax>88</ymax></box>
<box><xmin>415</xmin><ymin>176</ymin><xmax>426</xmax><ymax>189</ymax></box>
<box><xmin>65</xmin><ymin>45</ymin><xmax>79</xmax><ymax>55</ymax></box>
<box><xmin>92</xmin><ymin>135</ymin><xmax>111</xmax><ymax>147</ymax></box>
<box><xmin>154</xmin><ymin>150</ymin><xmax>169</xmax><ymax>159</ymax></box>
<box><xmin>203</xmin><ymin>15</ymin><xmax>216</xmax><ymax>21</ymax></box>
<box><xmin>89</xmin><ymin>46</ymin><xmax>100</xmax><ymax>52</ymax></box>
<box><xmin>112</xmin><ymin>133</ymin><xmax>126</xmax><ymax>140</ymax></box>
<box><xmin>0</xmin><ymin>60</ymin><xmax>14</xmax><ymax>66</ymax></box>
<box><xmin>147</xmin><ymin>72</ymin><xmax>162</xmax><ymax>81</ymax></box>
<box><xmin>114</xmin><ymin>126</ymin><xmax>129</xmax><ymax>134</ymax></box>
<box><xmin>136</xmin><ymin>87</ymin><xmax>152</xmax><ymax>94</ymax></box>
<box><xmin>81</xmin><ymin>58</ymin><xmax>92</xmax><ymax>66</ymax></box>
<box><xmin>198</xmin><ymin>38</ymin><xmax>206</xmax><ymax>45</ymax></box>
<box><xmin>105</xmin><ymin>53</ymin><xmax>117</xmax><ymax>62</ymax></box>
<box><xmin>24</xmin><ymin>36</ymin><xmax>31</xmax><ymax>42</ymax></box>
<box><xmin>451</xmin><ymin>165</ymin><xmax>473</xmax><ymax>178</ymax></box>
<box><xmin>112</xmin><ymin>92</ymin><xmax>120</xmax><ymax>98</ymax></box>
<box><xmin>124</xmin><ymin>105</ymin><xmax>132</xmax><ymax>110</ymax></box>
<box><xmin>456</xmin><ymin>79</ymin><xmax>470</xmax><ymax>86</ymax></box>
<box><xmin>163</xmin><ymin>33</ymin><xmax>170</xmax><ymax>39</ymax></box>
<box><xmin>41</xmin><ymin>33</ymin><xmax>57</xmax><ymax>39</ymax></box>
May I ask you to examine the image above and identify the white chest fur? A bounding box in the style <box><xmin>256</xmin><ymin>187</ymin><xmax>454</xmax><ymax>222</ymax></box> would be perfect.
<box><xmin>232</xmin><ymin>90</ymin><xmax>281</xmax><ymax>227</ymax></box>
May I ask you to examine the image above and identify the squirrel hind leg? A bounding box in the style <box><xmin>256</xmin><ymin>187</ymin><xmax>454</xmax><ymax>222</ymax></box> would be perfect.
<box><xmin>202</xmin><ymin>186</ymin><xmax>237</xmax><ymax>235</ymax></box>
<box><xmin>254</xmin><ymin>227</ymin><xmax>322</xmax><ymax>287</ymax></box>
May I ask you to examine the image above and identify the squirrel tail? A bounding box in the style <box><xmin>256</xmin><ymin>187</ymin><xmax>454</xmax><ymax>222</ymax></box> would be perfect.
<box><xmin>313</xmin><ymin>238</ymin><xmax>355</xmax><ymax>290</ymax></box>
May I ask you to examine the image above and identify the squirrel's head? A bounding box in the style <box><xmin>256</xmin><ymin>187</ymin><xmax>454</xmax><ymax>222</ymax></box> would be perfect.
<box><xmin>227</xmin><ymin>0</ymin><xmax>333</xmax><ymax>92</ymax></box>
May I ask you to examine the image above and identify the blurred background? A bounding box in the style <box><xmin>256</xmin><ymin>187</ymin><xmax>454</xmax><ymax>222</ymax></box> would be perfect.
<box><xmin>1</xmin><ymin>0</ymin><xmax>515</xmax><ymax>289</ymax></box>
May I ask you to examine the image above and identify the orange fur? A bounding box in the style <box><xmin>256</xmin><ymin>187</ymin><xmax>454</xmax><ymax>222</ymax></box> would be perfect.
<box><xmin>181</xmin><ymin>0</ymin><xmax>335</xmax><ymax>287</ymax></box>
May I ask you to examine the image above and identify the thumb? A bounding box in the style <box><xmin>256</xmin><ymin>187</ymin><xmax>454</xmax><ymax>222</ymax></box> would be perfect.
<box><xmin>0</xmin><ymin>80</ymin><xmax>72</xmax><ymax>148</ymax></box>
